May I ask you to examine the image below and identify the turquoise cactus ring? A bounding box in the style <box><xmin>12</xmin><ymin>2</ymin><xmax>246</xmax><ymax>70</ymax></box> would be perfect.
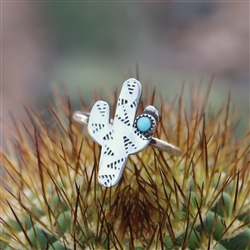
<box><xmin>73</xmin><ymin>78</ymin><xmax>181</xmax><ymax>187</ymax></box>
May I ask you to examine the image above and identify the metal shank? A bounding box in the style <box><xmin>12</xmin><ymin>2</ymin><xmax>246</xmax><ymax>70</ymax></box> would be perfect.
<box><xmin>73</xmin><ymin>111</ymin><xmax>182</xmax><ymax>156</ymax></box>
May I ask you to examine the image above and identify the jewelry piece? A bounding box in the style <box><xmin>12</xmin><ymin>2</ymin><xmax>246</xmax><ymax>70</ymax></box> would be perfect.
<box><xmin>73</xmin><ymin>78</ymin><xmax>181</xmax><ymax>187</ymax></box>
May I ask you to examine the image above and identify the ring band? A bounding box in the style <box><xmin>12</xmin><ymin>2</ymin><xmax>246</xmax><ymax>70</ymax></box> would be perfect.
<box><xmin>73</xmin><ymin>111</ymin><xmax>182</xmax><ymax>156</ymax></box>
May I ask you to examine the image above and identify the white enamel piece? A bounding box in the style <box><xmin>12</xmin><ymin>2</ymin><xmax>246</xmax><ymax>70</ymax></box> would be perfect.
<box><xmin>88</xmin><ymin>78</ymin><xmax>158</xmax><ymax>187</ymax></box>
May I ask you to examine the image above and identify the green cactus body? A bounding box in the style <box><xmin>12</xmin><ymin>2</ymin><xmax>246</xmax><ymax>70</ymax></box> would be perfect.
<box><xmin>1</xmin><ymin>84</ymin><xmax>249</xmax><ymax>249</ymax></box>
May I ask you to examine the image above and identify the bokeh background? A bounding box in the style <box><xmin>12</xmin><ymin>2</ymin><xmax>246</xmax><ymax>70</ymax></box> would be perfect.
<box><xmin>1</xmin><ymin>1</ymin><xmax>249</xmax><ymax>149</ymax></box>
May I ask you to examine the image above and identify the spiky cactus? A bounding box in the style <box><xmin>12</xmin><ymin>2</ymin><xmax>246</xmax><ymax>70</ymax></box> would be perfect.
<box><xmin>0</xmin><ymin>82</ymin><xmax>249</xmax><ymax>249</ymax></box>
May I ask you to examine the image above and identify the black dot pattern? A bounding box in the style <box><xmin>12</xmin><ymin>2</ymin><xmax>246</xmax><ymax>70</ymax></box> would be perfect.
<box><xmin>115</xmin><ymin>108</ymin><xmax>130</xmax><ymax>126</ymax></box>
<box><xmin>118</xmin><ymin>98</ymin><xmax>128</xmax><ymax>106</ymax></box>
<box><xmin>99</xmin><ymin>174</ymin><xmax>116</xmax><ymax>187</ymax></box>
<box><xmin>130</xmin><ymin>101</ymin><xmax>137</xmax><ymax>108</ymax></box>
<box><xmin>91</xmin><ymin>123</ymin><xmax>105</xmax><ymax>134</ymax></box>
<box><xmin>103</xmin><ymin>131</ymin><xmax>113</xmax><ymax>141</ymax></box>
<box><xmin>126</xmin><ymin>80</ymin><xmax>137</xmax><ymax>95</ymax></box>
<box><xmin>96</xmin><ymin>103</ymin><xmax>107</xmax><ymax>117</ymax></box>
<box><xmin>103</xmin><ymin>145</ymin><xmax>115</xmax><ymax>156</ymax></box>
<box><xmin>123</xmin><ymin>136</ymin><xmax>137</xmax><ymax>154</ymax></box>
<box><xmin>106</xmin><ymin>157</ymin><xmax>124</xmax><ymax>170</ymax></box>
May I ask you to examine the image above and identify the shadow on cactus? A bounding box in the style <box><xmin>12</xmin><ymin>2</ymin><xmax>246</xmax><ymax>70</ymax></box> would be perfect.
<box><xmin>0</xmin><ymin>80</ymin><xmax>249</xmax><ymax>249</ymax></box>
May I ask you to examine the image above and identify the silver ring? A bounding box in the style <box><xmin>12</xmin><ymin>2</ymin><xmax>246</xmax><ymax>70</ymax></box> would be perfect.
<box><xmin>73</xmin><ymin>78</ymin><xmax>181</xmax><ymax>187</ymax></box>
<box><xmin>73</xmin><ymin>111</ymin><xmax>182</xmax><ymax>156</ymax></box>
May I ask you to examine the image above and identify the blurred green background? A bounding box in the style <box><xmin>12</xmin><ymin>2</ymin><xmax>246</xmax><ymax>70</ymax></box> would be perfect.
<box><xmin>2</xmin><ymin>1</ymin><xmax>249</xmax><ymax>147</ymax></box>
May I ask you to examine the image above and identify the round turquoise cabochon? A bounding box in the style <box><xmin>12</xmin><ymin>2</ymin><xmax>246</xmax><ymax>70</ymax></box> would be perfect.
<box><xmin>137</xmin><ymin>116</ymin><xmax>152</xmax><ymax>132</ymax></box>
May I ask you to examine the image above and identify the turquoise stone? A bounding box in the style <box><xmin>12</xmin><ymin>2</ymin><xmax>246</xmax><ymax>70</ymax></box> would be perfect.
<box><xmin>137</xmin><ymin>116</ymin><xmax>152</xmax><ymax>132</ymax></box>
